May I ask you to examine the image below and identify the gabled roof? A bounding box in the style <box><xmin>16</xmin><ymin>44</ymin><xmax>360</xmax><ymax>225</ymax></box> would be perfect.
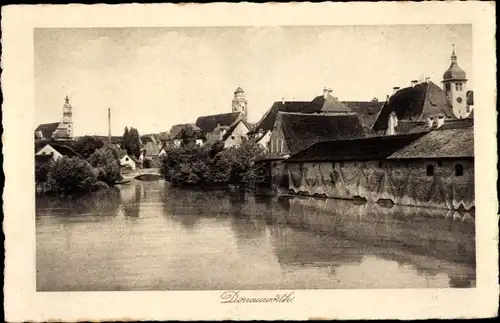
<box><xmin>170</xmin><ymin>123</ymin><xmax>201</xmax><ymax>139</ymax></box>
<box><xmin>279</xmin><ymin>112</ymin><xmax>365</xmax><ymax>155</ymax></box>
<box><xmin>372</xmin><ymin>81</ymin><xmax>454</xmax><ymax>131</ymax></box>
<box><xmin>221</xmin><ymin>119</ymin><xmax>253</xmax><ymax>141</ymax></box>
<box><xmin>36</xmin><ymin>143</ymin><xmax>79</xmax><ymax>157</ymax></box>
<box><xmin>249</xmin><ymin>95</ymin><xmax>342</xmax><ymax>135</ymax></box>
<box><xmin>286</xmin><ymin>132</ymin><xmax>427</xmax><ymax>163</ymax></box>
<box><xmin>195</xmin><ymin>112</ymin><xmax>242</xmax><ymax>134</ymax></box>
<box><xmin>342</xmin><ymin>100</ymin><xmax>385</xmax><ymax>129</ymax></box>
<box><xmin>34</xmin><ymin>122</ymin><xmax>60</xmax><ymax>138</ymax></box>
<box><xmin>172</xmin><ymin>124</ymin><xmax>206</xmax><ymax>140</ymax></box>
<box><xmin>388</xmin><ymin>126</ymin><xmax>473</xmax><ymax>159</ymax></box>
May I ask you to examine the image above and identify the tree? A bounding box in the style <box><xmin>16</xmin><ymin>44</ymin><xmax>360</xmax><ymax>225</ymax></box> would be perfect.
<box><xmin>88</xmin><ymin>147</ymin><xmax>122</xmax><ymax>185</ymax></box>
<box><xmin>122</xmin><ymin>126</ymin><xmax>141</xmax><ymax>158</ymax></box>
<box><xmin>180</xmin><ymin>126</ymin><xmax>197</xmax><ymax>147</ymax></box>
<box><xmin>73</xmin><ymin>136</ymin><xmax>105</xmax><ymax>159</ymax></box>
<box><xmin>46</xmin><ymin>157</ymin><xmax>98</xmax><ymax>196</ymax></box>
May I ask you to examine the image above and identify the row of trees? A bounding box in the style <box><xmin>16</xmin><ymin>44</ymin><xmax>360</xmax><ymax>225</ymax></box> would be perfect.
<box><xmin>160</xmin><ymin>138</ymin><xmax>268</xmax><ymax>188</ymax></box>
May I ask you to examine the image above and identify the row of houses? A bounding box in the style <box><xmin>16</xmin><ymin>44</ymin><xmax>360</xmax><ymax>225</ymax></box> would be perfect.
<box><xmin>253</xmin><ymin>48</ymin><xmax>474</xmax><ymax>211</ymax></box>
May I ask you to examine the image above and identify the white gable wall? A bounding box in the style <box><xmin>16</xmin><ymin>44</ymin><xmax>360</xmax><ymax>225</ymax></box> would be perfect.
<box><xmin>224</xmin><ymin>121</ymin><xmax>250</xmax><ymax>148</ymax></box>
<box><xmin>35</xmin><ymin>144</ymin><xmax>63</xmax><ymax>161</ymax></box>
<box><xmin>256</xmin><ymin>130</ymin><xmax>272</xmax><ymax>151</ymax></box>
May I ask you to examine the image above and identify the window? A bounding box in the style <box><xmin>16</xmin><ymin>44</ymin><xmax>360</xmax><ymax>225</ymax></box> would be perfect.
<box><xmin>466</xmin><ymin>106</ymin><xmax>471</xmax><ymax>113</ymax></box>
<box><xmin>426</xmin><ymin>164</ymin><xmax>435</xmax><ymax>176</ymax></box>
<box><xmin>455</xmin><ymin>84</ymin><xmax>459</xmax><ymax>91</ymax></box>
<box><xmin>445</xmin><ymin>83</ymin><xmax>451</xmax><ymax>91</ymax></box>
<box><xmin>378</xmin><ymin>161</ymin><xmax>383</xmax><ymax>168</ymax></box>
<box><xmin>437</xmin><ymin>160</ymin><xmax>442</xmax><ymax>167</ymax></box>
<box><xmin>455</xmin><ymin>164</ymin><xmax>464</xmax><ymax>176</ymax></box>
<box><xmin>231</xmin><ymin>136</ymin><xmax>235</xmax><ymax>140</ymax></box>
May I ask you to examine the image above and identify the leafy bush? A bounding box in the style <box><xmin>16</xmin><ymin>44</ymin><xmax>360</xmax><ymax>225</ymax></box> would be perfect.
<box><xmin>46</xmin><ymin>157</ymin><xmax>98</xmax><ymax>196</ymax></box>
<box><xmin>73</xmin><ymin>136</ymin><xmax>105</xmax><ymax>159</ymax></box>
<box><xmin>160</xmin><ymin>139</ymin><xmax>266</xmax><ymax>187</ymax></box>
<box><xmin>35</xmin><ymin>163</ymin><xmax>50</xmax><ymax>184</ymax></box>
<box><xmin>88</xmin><ymin>147</ymin><xmax>122</xmax><ymax>185</ymax></box>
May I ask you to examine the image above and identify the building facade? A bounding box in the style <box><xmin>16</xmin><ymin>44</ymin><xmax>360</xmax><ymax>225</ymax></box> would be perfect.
<box><xmin>35</xmin><ymin>96</ymin><xmax>74</xmax><ymax>140</ymax></box>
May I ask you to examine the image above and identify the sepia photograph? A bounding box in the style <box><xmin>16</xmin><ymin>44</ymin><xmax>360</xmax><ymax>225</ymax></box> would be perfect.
<box><xmin>34</xmin><ymin>25</ymin><xmax>476</xmax><ymax>291</ymax></box>
<box><xmin>2</xmin><ymin>2</ymin><xmax>498</xmax><ymax>321</ymax></box>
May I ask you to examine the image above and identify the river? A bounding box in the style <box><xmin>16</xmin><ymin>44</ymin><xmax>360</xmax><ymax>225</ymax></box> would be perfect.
<box><xmin>36</xmin><ymin>179</ymin><xmax>476</xmax><ymax>291</ymax></box>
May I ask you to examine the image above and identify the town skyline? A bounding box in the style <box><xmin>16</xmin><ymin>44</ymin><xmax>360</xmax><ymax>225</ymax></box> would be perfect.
<box><xmin>35</xmin><ymin>25</ymin><xmax>472</xmax><ymax>136</ymax></box>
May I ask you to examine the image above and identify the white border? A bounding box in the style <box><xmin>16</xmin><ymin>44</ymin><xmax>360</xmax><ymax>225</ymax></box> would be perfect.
<box><xmin>2</xmin><ymin>2</ymin><xmax>498</xmax><ymax>321</ymax></box>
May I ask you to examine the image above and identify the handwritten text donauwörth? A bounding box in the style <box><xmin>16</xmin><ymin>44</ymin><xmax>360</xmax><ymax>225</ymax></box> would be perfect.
<box><xmin>220</xmin><ymin>291</ymin><xmax>295</xmax><ymax>304</ymax></box>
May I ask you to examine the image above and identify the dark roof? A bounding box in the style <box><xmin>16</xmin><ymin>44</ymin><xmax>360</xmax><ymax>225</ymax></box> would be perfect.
<box><xmin>280</xmin><ymin>112</ymin><xmax>365</xmax><ymax>155</ymax></box>
<box><xmin>286</xmin><ymin>132</ymin><xmax>427</xmax><ymax>163</ymax></box>
<box><xmin>170</xmin><ymin>124</ymin><xmax>201</xmax><ymax>138</ymax></box>
<box><xmin>90</xmin><ymin>136</ymin><xmax>122</xmax><ymax>144</ymax></box>
<box><xmin>36</xmin><ymin>143</ymin><xmax>79</xmax><ymax>157</ymax></box>
<box><xmin>372</xmin><ymin>81</ymin><xmax>454</xmax><ymax>131</ymax></box>
<box><xmin>195</xmin><ymin>112</ymin><xmax>242</xmax><ymax>134</ymax></box>
<box><xmin>466</xmin><ymin>90</ymin><xmax>474</xmax><ymax>106</ymax></box>
<box><xmin>172</xmin><ymin>124</ymin><xmax>205</xmax><ymax>140</ymax></box>
<box><xmin>221</xmin><ymin>119</ymin><xmax>253</xmax><ymax>141</ymax></box>
<box><xmin>34</xmin><ymin>122</ymin><xmax>60</xmax><ymax>138</ymax></box>
<box><xmin>141</xmin><ymin>136</ymin><xmax>155</xmax><ymax>144</ymax></box>
<box><xmin>388</xmin><ymin>126</ymin><xmax>474</xmax><ymax>159</ymax></box>
<box><xmin>248</xmin><ymin>94</ymin><xmax>352</xmax><ymax>135</ymax></box>
<box><xmin>343</xmin><ymin>100</ymin><xmax>385</xmax><ymax>129</ymax></box>
<box><xmin>443</xmin><ymin>51</ymin><xmax>467</xmax><ymax>81</ymax></box>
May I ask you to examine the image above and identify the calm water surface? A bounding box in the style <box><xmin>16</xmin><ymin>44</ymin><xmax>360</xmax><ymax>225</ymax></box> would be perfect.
<box><xmin>36</xmin><ymin>179</ymin><xmax>475</xmax><ymax>291</ymax></box>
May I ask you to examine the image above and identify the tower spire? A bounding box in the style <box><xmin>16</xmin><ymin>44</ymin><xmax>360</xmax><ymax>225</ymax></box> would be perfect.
<box><xmin>451</xmin><ymin>44</ymin><xmax>457</xmax><ymax>63</ymax></box>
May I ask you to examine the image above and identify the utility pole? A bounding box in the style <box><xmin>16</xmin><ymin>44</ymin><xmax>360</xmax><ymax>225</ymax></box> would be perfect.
<box><xmin>108</xmin><ymin>107</ymin><xmax>112</xmax><ymax>145</ymax></box>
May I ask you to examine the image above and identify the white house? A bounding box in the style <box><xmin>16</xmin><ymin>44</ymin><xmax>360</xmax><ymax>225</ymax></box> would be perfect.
<box><xmin>120</xmin><ymin>154</ymin><xmax>137</xmax><ymax>171</ymax></box>
<box><xmin>35</xmin><ymin>144</ymin><xmax>78</xmax><ymax>161</ymax></box>
<box><xmin>221</xmin><ymin>120</ymin><xmax>252</xmax><ymax>148</ymax></box>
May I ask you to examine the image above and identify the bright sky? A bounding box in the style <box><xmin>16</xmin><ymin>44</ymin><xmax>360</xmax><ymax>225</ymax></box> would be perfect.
<box><xmin>34</xmin><ymin>25</ymin><xmax>472</xmax><ymax>136</ymax></box>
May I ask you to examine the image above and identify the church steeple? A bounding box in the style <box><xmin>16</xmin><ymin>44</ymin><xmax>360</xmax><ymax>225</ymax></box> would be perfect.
<box><xmin>442</xmin><ymin>45</ymin><xmax>468</xmax><ymax>119</ymax></box>
<box><xmin>232</xmin><ymin>87</ymin><xmax>248</xmax><ymax>120</ymax></box>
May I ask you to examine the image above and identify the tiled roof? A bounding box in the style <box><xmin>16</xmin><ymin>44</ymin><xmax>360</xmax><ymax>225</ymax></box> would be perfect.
<box><xmin>286</xmin><ymin>132</ymin><xmax>427</xmax><ymax>163</ymax></box>
<box><xmin>343</xmin><ymin>100</ymin><xmax>385</xmax><ymax>129</ymax></box>
<box><xmin>279</xmin><ymin>112</ymin><xmax>365</xmax><ymax>155</ymax></box>
<box><xmin>170</xmin><ymin>123</ymin><xmax>201</xmax><ymax>139</ymax></box>
<box><xmin>34</xmin><ymin>122</ymin><xmax>60</xmax><ymax>138</ymax></box>
<box><xmin>195</xmin><ymin>112</ymin><xmax>242</xmax><ymax>134</ymax></box>
<box><xmin>372</xmin><ymin>81</ymin><xmax>454</xmax><ymax>131</ymax></box>
<box><xmin>172</xmin><ymin>124</ymin><xmax>205</xmax><ymax>140</ymax></box>
<box><xmin>388</xmin><ymin>126</ymin><xmax>473</xmax><ymax>159</ymax></box>
<box><xmin>35</xmin><ymin>143</ymin><xmax>79</xmax><ymax>157</ymax></box>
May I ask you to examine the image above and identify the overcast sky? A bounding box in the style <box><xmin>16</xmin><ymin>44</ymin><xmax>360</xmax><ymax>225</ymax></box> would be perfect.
<box><xmin>34</xmin><ymin>25</ymin><xmax>472</xmax><ymax>136</ymax></box>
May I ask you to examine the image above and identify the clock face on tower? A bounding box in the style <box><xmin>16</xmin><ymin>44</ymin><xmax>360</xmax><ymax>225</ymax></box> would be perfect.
<box><xmin>456</xmin><ymin>97</ymin><xmax>463</xmax><ymax>103</ymax></box>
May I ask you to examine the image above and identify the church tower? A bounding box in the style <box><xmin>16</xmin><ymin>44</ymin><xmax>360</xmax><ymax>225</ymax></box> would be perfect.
<box><xmin>62</xmin><ymin>95</ymin><xmax>73</xmax><ymax>137</ymax></box>
<box><xmin>232</xmin><ymin>87</ymin><xmax>248</xmax><ymax>120</ymax></box>
<box><xmin>442</xmin><ymin>46</ymin><xmax>468</xmax><ymax>119</ymax></box>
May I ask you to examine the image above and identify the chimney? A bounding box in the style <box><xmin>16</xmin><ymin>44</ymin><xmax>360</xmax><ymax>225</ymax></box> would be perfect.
<box><xmin>258</xmin><ymin>128</ymin><xmax>264</xmax><ymax>135</ymax></box>
<box><xmin>281</xmin><ymin>97</ymin><xmax>285</xmax><ymax>104</ymax></box>
<box><xmin>386</xmin><ymin>94</ymin><xmax>390</xmax><ymax>101</ymax></box>
<box><xmin>427</xmin><ymin>117</ymin><xmax>434</xmax><ymax>128</ymax></box>
<box><xmin>411</xmin><ymin>80</ymin><xmax>418</xmax><ymax>87</ymax></box>
<box><xmin>392</xmin><ymin>87</ymin><xmax>400</xmax><ymax>95</ymax></box>
<box><xmin>425</xmin><ymin>77</ymin><xmax>430</xmax><ymax>83</ymax></box>
<box><xmin>323</xmin><ymin>87</ymin><xmax>328</xmax><ymax>99</ymax></box>
<box><xmin>436</xmin><ymin>115</ymin><xmax>445</xmax><ymax>128</ymax></box>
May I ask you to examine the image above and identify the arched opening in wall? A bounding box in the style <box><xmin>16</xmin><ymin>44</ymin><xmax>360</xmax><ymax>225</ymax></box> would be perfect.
<box><xmin>426</xmin><ymin>164</ymin><xmax>435</xmax><ymax>176</ymax></box>
<box><xmin>455</xmin><ymin>164</ymin><xmax>464</xmax><ymax>176</ymax></box>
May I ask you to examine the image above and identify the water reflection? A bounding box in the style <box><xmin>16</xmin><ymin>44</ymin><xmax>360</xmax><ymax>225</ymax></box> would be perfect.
<box><xmin>36</xmin><ymin>180</ymin><xmax>475</xmax><ymax>291</ymax></box>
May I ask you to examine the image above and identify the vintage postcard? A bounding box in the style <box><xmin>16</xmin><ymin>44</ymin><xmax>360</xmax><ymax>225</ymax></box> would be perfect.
<box><xmin>2</xmin><ymin>2</ymin><xmax>498</xmax><ymax>321</ymax></box>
